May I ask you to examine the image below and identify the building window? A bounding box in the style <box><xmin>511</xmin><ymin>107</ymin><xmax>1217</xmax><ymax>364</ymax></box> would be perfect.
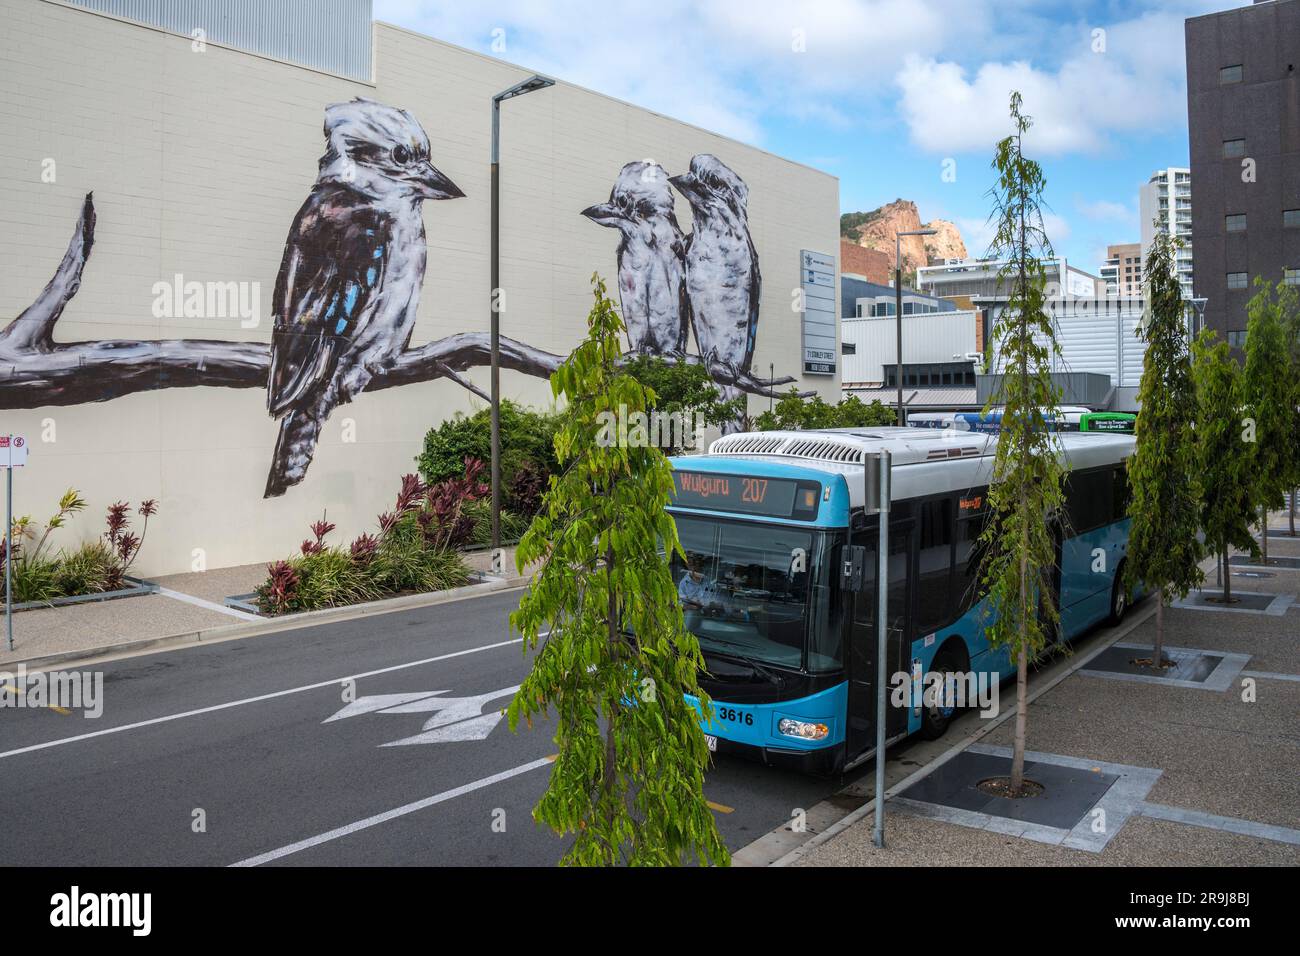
<box><xmin>1225</xmin><ymin>214</ymin><xmax>1247</xmax><ymax>232</ymax></box>
<box><xmin>1220</xmin><ymin>64</ymin><xmax>1243</xmax><ymax>84</ymax></box>
<box><xmin>1227</xmin><ymin>330</ymin><xmax>1248</xmax><ymax>348</ymax></box>
<box><xmin>1227</xmin><ymin>272</ymin><xmax>1248</xmax><ymax>290</ymax></box>
<box><xmin>1285</xmin><ymin>268</ymin><xmax>1300</xmax><ymax>287</ymax></box>
<box><xmin>1222</xmin><ymin>139</ymin><xmax>1246</xmax><ymax>158</ymax></box>
<box><xmin>1285</xmin><ymin>209</ymin><xmax>1300</xmax><ymax>228</ymax></box>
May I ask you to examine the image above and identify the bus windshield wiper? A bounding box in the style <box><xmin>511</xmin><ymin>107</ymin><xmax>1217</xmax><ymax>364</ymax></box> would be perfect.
<box><xmin>700</xmin><ymin>644</ymin><xmax>787</xmax><ymax>685</ymax></box>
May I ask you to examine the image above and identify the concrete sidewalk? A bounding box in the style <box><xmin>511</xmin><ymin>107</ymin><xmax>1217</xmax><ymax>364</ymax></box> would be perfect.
<box><xmin>797</xmin><ymin>527</ymin><xmax>1300</xmax><ymax>867</ymax></box>
<box><xmin>0</xmin><ymin>545</ymin><xmax>529</xmax><ymax>670</ymax></box>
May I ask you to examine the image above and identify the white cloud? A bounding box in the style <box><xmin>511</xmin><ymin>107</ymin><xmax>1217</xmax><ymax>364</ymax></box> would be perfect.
<box><xmin>895</xmin><ymin>11</ymin><xmax>1196</xmax><ymax>156</ymax></box>
<box><xmin>373</xmin><ymin>0</ymin><xmax>1003</xmax><ymax>147</ymax></box>
<box><xmin>1076</xmin><ymin>197</ymin><xmax>1135</xmax><ymax>222</ymax></box>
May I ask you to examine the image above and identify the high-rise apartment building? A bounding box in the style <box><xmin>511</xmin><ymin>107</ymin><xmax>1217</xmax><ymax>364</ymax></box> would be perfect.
<box><xmin>1139</xmin><ymin>168</ymin><xmax>1195</xmax><ymax>300</ymax></box>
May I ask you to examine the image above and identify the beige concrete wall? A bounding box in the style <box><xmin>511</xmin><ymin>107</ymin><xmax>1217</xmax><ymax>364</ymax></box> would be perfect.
<box><xmin>0</xmin><ymin>0</ymin><xmax>840</xmax><ymax>576</ymax></box>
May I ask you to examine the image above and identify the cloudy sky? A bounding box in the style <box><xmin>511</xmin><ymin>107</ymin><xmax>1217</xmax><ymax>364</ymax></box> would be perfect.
<box><xmin>374</xmin><ymin>0</ymin><xmax>1247</xmax><ymax>274</ymax></box>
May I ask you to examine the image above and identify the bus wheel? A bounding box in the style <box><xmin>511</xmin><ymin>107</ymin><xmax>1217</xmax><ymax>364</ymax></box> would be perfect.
<box><xmin>1107</xmin><ymin>565</ymin><xmax>1128</xmax><ymax>626</ymax></box>
<box><xmin>920</xmin><ymin>648</ymin><xmax>962</xmax><ymax>740</ymax></box>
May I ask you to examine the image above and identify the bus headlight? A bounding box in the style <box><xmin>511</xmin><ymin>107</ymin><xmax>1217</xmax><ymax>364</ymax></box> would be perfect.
<box><xmin>778</xmin><ymin>718</ymin><xmax>829</xmax><ymax>740</ymax></box>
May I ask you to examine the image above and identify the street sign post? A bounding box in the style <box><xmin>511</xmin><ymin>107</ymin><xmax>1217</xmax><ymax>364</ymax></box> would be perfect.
<box><xmin>2</xmin><ymin>435</ymin><xmax>28</xmax><ymax>651</ymax></box>
<box><xmin>862</xmin><ymin>449</ymin><xmax>892</xmax><ymax>848</ymax></box>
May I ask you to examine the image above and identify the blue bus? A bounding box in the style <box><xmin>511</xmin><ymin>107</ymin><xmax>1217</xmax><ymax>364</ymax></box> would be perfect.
<box><xmin>668</xmin><ymin>426</ymin><xmax>1135</xmax><ymax>774</ymax></box>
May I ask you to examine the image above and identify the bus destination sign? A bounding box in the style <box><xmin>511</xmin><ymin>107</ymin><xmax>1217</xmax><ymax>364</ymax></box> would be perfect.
<box><xmin>670</xmin><ymin>471</ymin><xmax>821</xmax><ymax>520</ymax></box>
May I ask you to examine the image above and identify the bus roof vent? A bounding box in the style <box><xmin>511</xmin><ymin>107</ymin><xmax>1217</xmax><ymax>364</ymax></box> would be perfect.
<box><xmin>926</xmin><ymin>445</ymin><xmax>983</xmax><ymax>461</ymax></box>
<box><xmin>708</xmin><ymin>434</ymin><xmax>788</xmax><ymax>456</ymax></box>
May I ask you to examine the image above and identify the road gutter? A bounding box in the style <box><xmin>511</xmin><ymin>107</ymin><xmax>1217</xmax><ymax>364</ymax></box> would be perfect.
<box><xmin>7</xmin><ymin>574</ymin><xmax>529</xmax><ymax>673</ymax></box>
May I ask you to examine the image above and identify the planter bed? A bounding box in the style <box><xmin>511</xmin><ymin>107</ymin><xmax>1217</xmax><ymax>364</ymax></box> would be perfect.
<box><xmin>10</xmin><ymin>575</ymin><xmax>159</xmax><ymax>612</ymax></box>
<box><xmin>224</xmin><ymin>569</ymin><xmax>499</xmax><ymax>618</ymax></box>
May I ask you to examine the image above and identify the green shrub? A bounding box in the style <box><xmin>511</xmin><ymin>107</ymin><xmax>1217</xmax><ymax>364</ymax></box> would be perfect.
<box><xmin>55</xmin><ymin>542</ymin><xmax>114</xmax><ymax>596</ymax></box>
<box><xmin>291</xmin><ymin>548</ymin><xmax>382</xmax><ymax>610</ymax></box>
<box><xmin>417</xmin><ymin>400</ymin><xmax>561</xmax><ymax>511</ymax></box>
<box><xmin>370</xmin><ymin>518</ymin><xmax>471</xmax><ymax>594</ymax></box>
<box><xmin>12</xmin><ymin>556</ymin><xmax>64</xmax><ymax>604</ymax></box>
<box><xmin>462</xmin><ymin>500</ymin><xmax>530</xmax><ymax>547</ymax></box>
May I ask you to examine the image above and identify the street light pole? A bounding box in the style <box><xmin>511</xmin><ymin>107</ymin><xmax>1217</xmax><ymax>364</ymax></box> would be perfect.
<box><xmin>894</xmin><ymin>229</ymin><xmax>937</xmax><ymax>426</ymax></box>
<box><xmin>490</xmin><ymin>75</ymin><xmax>554</xmax><ymax>555</ymax></box>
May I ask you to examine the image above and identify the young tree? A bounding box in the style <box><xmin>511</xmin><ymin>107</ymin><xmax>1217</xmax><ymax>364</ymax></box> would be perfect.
<box><xmin>1124</xmin><ymin>231</ymin><xmax>1203</xmax><ymax>666</ymax></box>
<box><xmin>753</xmin><ymin>387</ymin><xmax>895</xmax><ymax>431</ymax></box>
<box><xmin>508</xmin><ymin>275</ymin><xmax>729</xmax><ymax>867</ymax></box>
<box><xmin>1243</xmin><ymin>278</ymin><xmax>1295</xmax><ymax>566</ymax></box>
<box><xmin>1192</xmin><ymin>330</ymin><xmax>1258</xmax><ymax>603</ymax></box>
<box><xmin>623</xmin><ymin>354</ymin><xmax>745</xmax><ymax>453</ymax></box>
<box><xmin>1282</xmin><ymin>281</ymin><xmax>1300</xmax><ymax>536</ymax></box>
<box><xmin>976</xmin><ymin>93</ymin><xmax>1067</xmax><ymax>795</ymax></box>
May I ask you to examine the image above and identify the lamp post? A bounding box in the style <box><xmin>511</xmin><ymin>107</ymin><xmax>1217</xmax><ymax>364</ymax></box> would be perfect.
<box><xmin>491</xmin><ymin>75</ymin><xmax>554</xmax><ymax>554</ymax></box>
<box><xmin>894</xmin><ymin>229</ymin><xmax>937</xmax><ymax>426</ymax></box>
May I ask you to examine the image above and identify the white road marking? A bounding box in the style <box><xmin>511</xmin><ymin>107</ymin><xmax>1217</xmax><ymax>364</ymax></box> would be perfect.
<box><xmin>156</xmin><ymin>586</ymin><xmax>261</xmax><ymax>622</ymax></box>
<box><xmin>0</xmin><ymin>637</ymin><xmax>528</xmax><ymax>761</ymax></box>
<box><xmin>229</xmin><ymin>756</ymin><xmax>555</xmax><ymax>867</ymax></box>
<box><xmin>324</xmin><ymin>685</ymin><xmax>521</xmax><ymax>747</ymax></box>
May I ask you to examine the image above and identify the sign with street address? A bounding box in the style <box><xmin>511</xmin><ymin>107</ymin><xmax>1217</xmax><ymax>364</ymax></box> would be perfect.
<box><xmin>0</xmin><ymin>435</ymin><xmax>27</xmax><ymax>468</ymax></box>
<box><xmin>800</xmin><ymin>250</ymin><xmax>837</xmax><ymax>376</ymax></box>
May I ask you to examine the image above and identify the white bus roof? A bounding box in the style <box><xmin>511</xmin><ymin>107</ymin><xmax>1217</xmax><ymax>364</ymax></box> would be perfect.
<box><xmin>705</xmin><ymin>427</ymin><xmax>1135</xmax><ymax>508</ymax></box>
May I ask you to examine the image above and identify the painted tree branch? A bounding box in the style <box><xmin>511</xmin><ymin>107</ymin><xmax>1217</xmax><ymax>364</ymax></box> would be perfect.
<box><xmin>0</xmin><ymin>194</ymin><xmax>807</xmax><ymax>410</ymax></box>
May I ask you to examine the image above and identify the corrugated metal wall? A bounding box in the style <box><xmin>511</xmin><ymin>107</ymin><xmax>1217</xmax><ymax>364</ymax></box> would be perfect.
<box><xmin>66</xmin><ymin>0</ymin><xmax>373</xmax><ymax>81</ymax></box>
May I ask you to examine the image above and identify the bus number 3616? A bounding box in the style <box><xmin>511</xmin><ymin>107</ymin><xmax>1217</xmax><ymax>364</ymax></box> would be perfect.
<box><xmin>715</xmin><ymin>706</ymin><xmax>753</xmax><ymax>725</ymax></box>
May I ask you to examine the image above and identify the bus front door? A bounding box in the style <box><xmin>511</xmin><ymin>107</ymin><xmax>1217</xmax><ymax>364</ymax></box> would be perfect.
<box><xmin>846</xmin><ymin>520</ymin><xmax>915</xmax><ymax>761</ymax></box>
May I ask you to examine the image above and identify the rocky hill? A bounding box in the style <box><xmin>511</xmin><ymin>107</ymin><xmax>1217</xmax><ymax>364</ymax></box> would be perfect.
<box><xmin>841</xmin><ymin>200</ymin><xmax>968</xmax><ymax>276</ymax></box>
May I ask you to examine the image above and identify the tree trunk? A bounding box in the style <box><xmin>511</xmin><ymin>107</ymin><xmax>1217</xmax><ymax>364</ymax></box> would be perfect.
<box><xmin>1153</xmin><ymin>595</ymin><xmax>1165</xmax><ymax>667</ymax></box>
<box><xmin>1011</xmin><ymin>641</ymin><xmax>1028</xmax><ymax>793</ymax></box>
<box><xmin>1262</xmin><ymin>506</ymin><xmax>1269</xmax><ymax>566</ymax></box>
<box><xmin>1290</xmin><ymin>488</ymin><xmax>1296</xmax><ymax>536</ymax></box>
<box><xmin>1223</xmin><ymin>548</ymin><xmax>1232</xmax><ymax>604</ymax></box>
<box><xmin>604</xmin><ymin>545</ymin><xmax>619</xmax><ymax>858</ymax></box>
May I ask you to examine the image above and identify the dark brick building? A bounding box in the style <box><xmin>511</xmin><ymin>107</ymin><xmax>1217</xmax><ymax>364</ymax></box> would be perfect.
<box><xmin>1186</xmin><ymin>0</ymin><xmax>1300</xmax><ymax>346</ymax></box>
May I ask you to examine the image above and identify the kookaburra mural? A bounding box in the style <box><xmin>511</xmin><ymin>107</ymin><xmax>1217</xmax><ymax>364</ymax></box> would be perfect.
<box><xmin>0</xmin><ymin>100</ymin><xmax>800</xmax><ymax>497</ymax></box>
<box><xmin>265</xmin><ymin>100</ymin><xmax>464</xmax><ymax>497</ymax></box>
<box><xmin>583</xmin><ymin>155</ymin><xmax>762</xmax><ymax>415</ymax></box>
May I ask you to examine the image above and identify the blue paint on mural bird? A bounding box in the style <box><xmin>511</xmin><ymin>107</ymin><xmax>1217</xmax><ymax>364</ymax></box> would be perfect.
<box><xmin>264</xmin><ymin>98</ymin><xmax>464</xmax><ymax>497</ymax></box>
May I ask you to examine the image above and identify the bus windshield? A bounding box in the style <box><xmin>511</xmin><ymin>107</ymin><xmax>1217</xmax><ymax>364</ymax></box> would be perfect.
<box><xmin>670</xmin><ymin>513</ymin><xmax>837</xmax><ymax>672</ymax></box>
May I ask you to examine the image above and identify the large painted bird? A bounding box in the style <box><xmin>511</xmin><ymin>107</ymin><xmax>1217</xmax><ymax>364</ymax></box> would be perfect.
<box><xmin>670</xmin><ymin>154</ymin><xmax>761</xmax><ymax>426</ymax></box>
<box><xmin>264</xmin><ymin>98</ymin><xmax>463</xmax><ymax>497</ymax></box>
<box><xmin>581</xmin><ymin>161</ymin><xmax>689</xmax><ymax>356</ymax></box>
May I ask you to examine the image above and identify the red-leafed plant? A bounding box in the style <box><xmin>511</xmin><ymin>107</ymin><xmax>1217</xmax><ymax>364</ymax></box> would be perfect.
<box><xmin>103</xmin><ymin>499</ymin><xmax>158</xmax><ymax>590</ymax></box>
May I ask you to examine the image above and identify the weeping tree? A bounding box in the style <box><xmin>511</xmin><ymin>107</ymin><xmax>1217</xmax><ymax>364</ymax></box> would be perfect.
<box><xmin>507</xmin><ymin>275</ymin><xmax>729</xmax><ymax>867</ymax></box>
<box><xmin>1243</xmin><ymin>278</ymin><xmax>1295</xmax><ymax>566</ymax></box>
<box><xmin>1124</xmin><ymin>230</ymin><xmax>1203</xmax><ymax>667</ymax></box>
<box><xmin>976</xmin><ymin>93</ymin><xmax>1067</xmax><ymax>795</ymax></box>
<box><xmin>1192</xmin><ymin>330</ymin><xmax>1258</xmax><ymax>603</ymax></box>
<box><xmin>1286</xmin><ymin>282</ymin><xmax>1300</xmax><ymax>537</ymax></box>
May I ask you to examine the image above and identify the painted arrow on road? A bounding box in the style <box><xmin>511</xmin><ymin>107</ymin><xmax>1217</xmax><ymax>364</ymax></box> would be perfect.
<box><xmin>323</xmin><ymin>685</ymin><xmax>521</xmax><ymax>747</ymax></box>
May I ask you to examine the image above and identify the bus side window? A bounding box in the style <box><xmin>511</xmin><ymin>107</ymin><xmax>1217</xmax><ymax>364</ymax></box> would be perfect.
<box><xmin>1064</xmin><ymin>468</ymin><xmax>1113</xmax><ymax>534</ymax></box>
<box><xmin>954</xmin><ymin>512</ymin><xmax>987</xmax><ymax>613</ymax></box>
<box><xmin>1112</xmin><ymin>464</ymin><xmax>1132</xmax><ymax>521</ymax></box>
<box><xmin>916</xmin><ymin>497</ymin><xmax>954</xmax><ymax>633</ymax></box>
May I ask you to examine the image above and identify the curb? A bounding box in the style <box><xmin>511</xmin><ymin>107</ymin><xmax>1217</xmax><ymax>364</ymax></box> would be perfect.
<box><xmin>4</xmin><ymin>574</ymin><xmax>530</xmax><ymax>673</ymax></box>
<box><xmin>755</xmin><ymin>595</ymin><xmax>1162</xmax><ymax>868</ymax></box>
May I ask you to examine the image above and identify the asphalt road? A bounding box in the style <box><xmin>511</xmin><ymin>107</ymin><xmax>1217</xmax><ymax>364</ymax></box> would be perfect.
<box><xmin>0</xmin><ymin>590</ymin><xmax>855</xmax><ymax>866</ymax></box>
